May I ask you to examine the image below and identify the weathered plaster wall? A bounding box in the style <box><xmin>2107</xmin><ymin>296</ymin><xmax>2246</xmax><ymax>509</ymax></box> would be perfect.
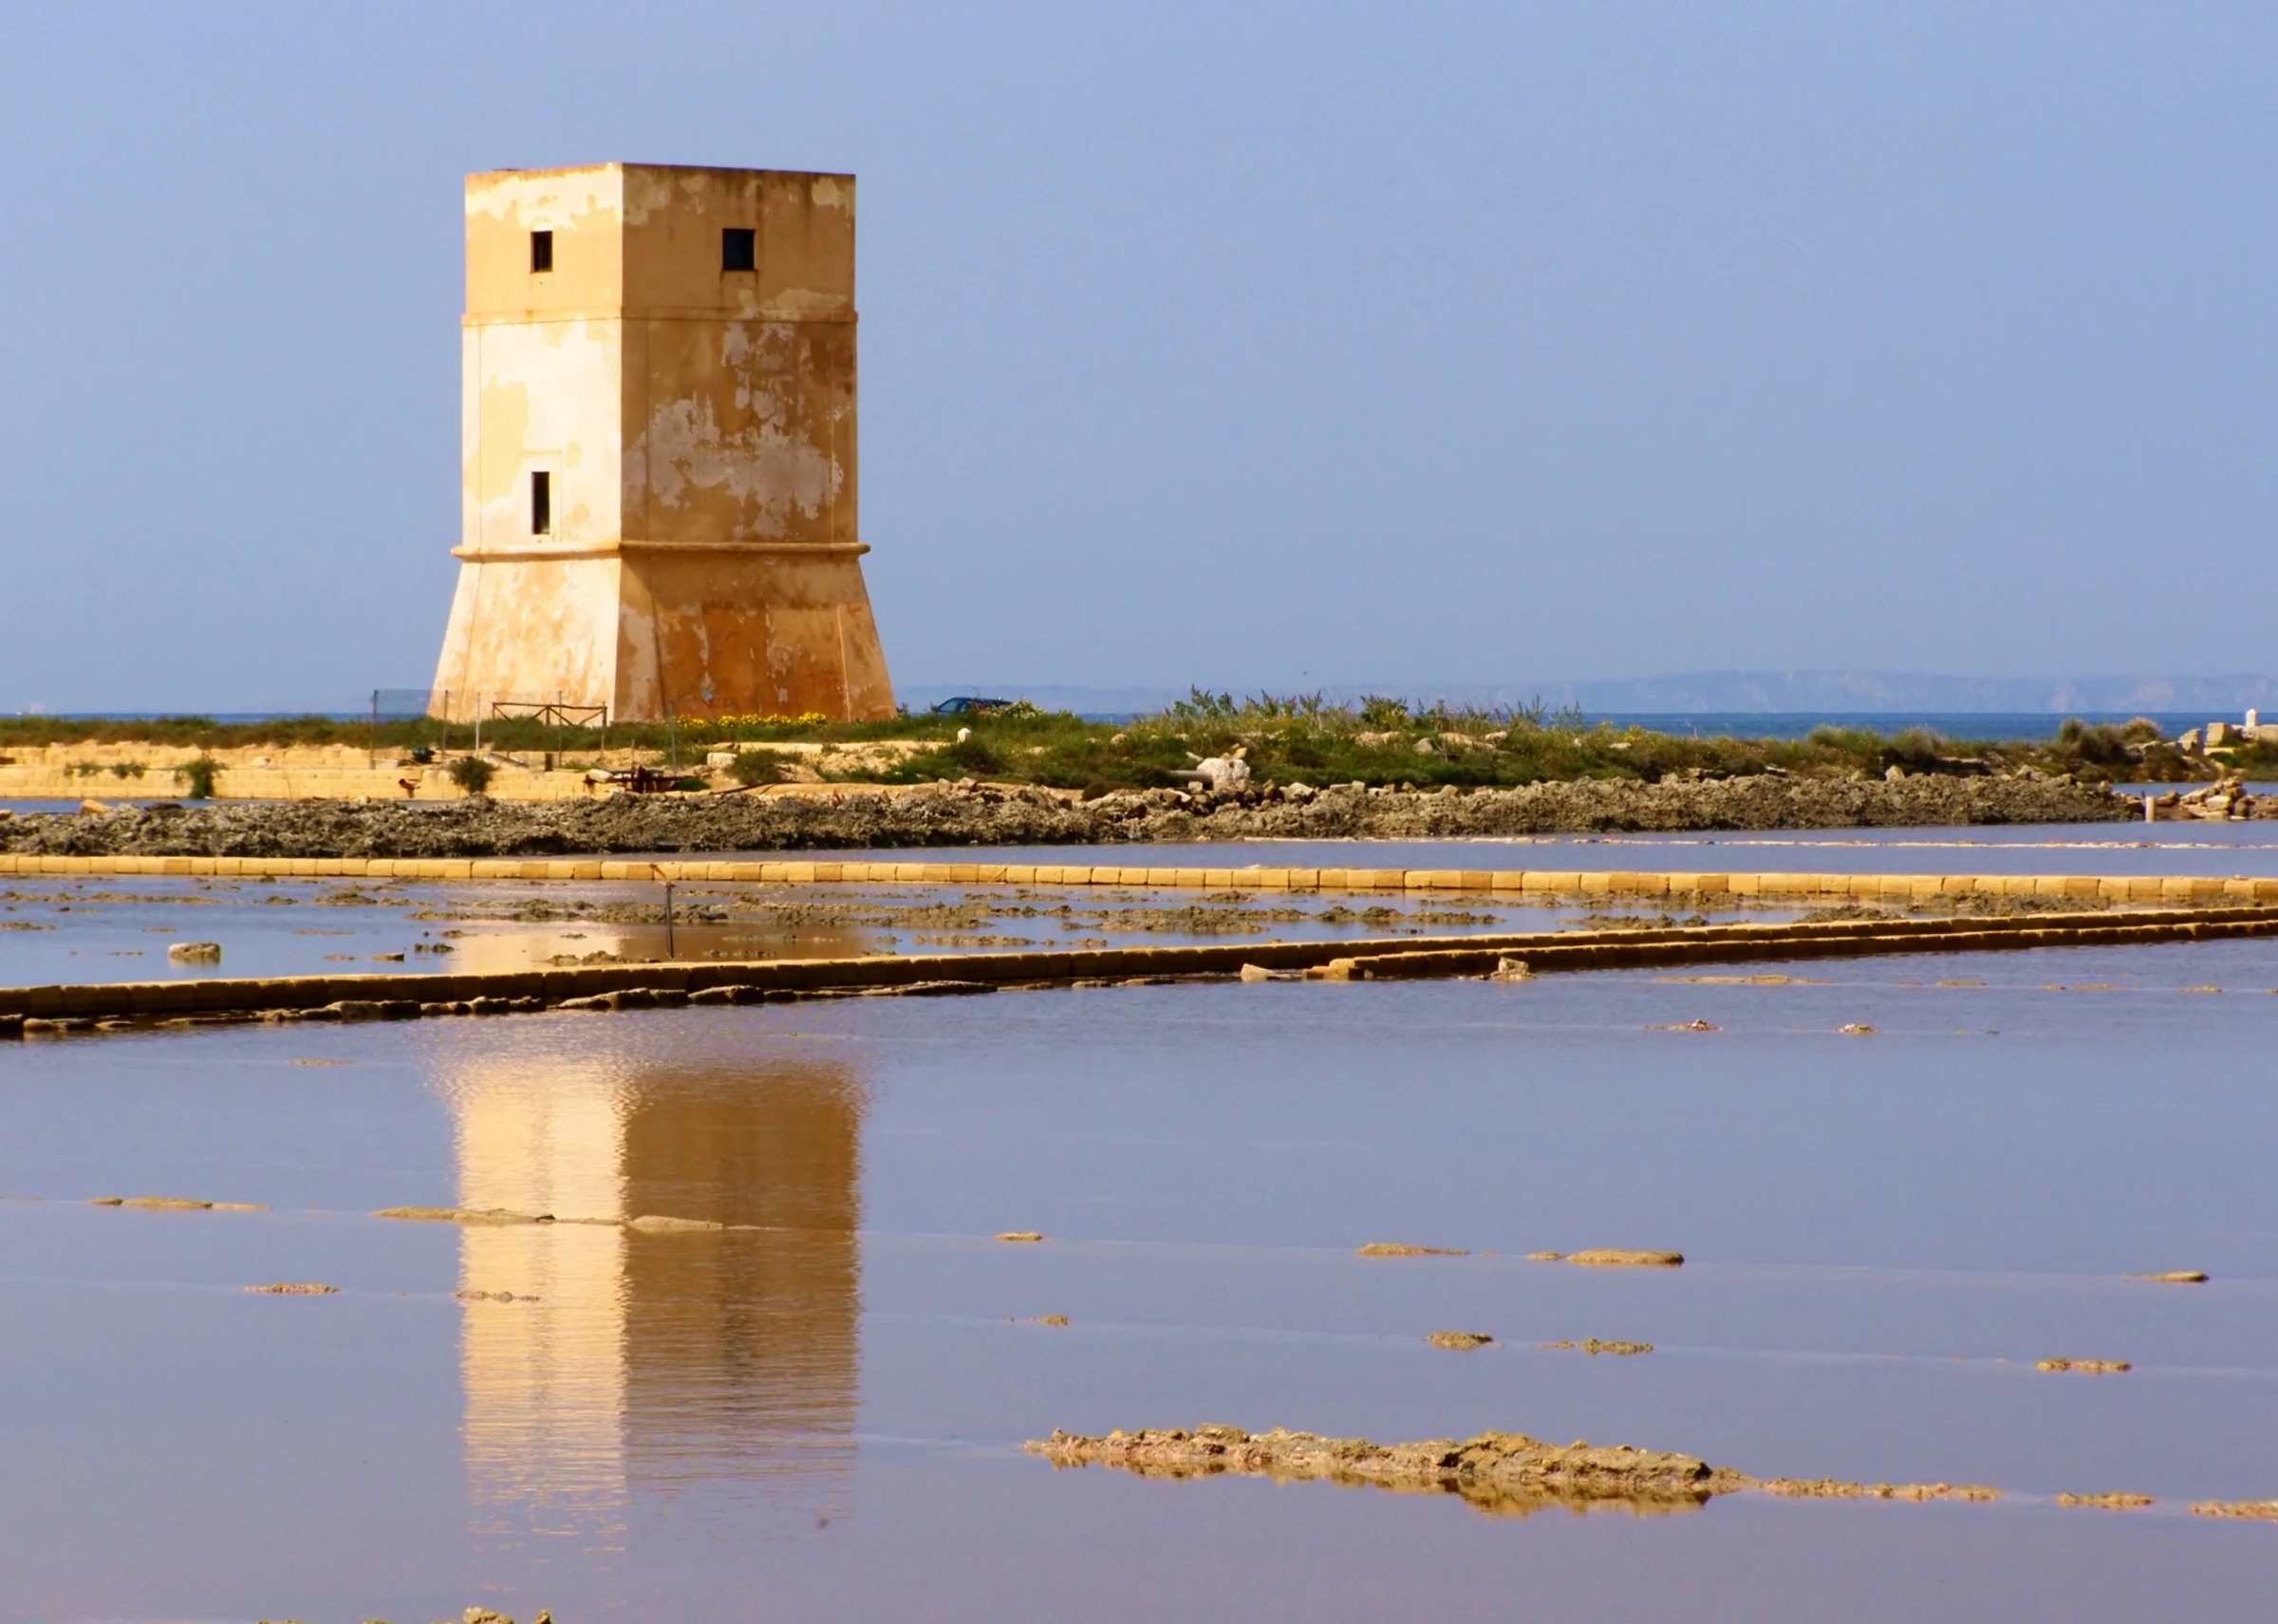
<box><xmin>620</xmin><ymin>551</ymin><xmax>892</xmax><ymax>719</ymax></box>
<box><xmin>469</xmin><ymin>320</ymin><xmax>623</xmax><ymax>557</ymax></box>
<box><xmin>431</xmin><ymin>162</ymin><xmax>892</xmax><ymax>724</ymax></box>
<box><xmin>434</xmin><ymin>556</ymin><xmax>623</xmax><ymax>714</ymax></box>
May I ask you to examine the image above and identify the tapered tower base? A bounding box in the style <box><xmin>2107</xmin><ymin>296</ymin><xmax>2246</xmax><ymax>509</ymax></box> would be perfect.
<box><xmin>432</xmin><ymin>543</ymin><xmax>893</xmax><ymax>723</ymax></box>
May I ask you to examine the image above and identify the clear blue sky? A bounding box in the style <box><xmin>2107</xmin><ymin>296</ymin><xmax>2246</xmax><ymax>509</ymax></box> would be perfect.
<box><xmin>1</xmin><ymin>2</ymin><xmax>2270</xmax><ymax>711</ymax></box>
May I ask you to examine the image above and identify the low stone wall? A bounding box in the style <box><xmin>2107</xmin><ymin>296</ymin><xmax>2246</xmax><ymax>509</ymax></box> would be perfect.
<box><xmin>0</xmin><ymin>764</ymin><xmax>598</xmax><ymax>803</ymax></box>
<box><xmin>0</xmin><ymin>773</ymin><xmax>2137</xmax><ymax>859</ymax></box>
<box><xmin>0</xmin><ymin>849</ymin><xmax>2267</xmax><ymax>903</ymax></box>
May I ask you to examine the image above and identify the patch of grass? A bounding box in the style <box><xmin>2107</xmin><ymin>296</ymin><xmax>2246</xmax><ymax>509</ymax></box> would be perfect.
<box><xmin>0</xmin><ymin>697</ymin><xmax>2220</xmax><ymax>793</ymax></box>
<box><xmin>726</xmin><ymin>750</ymin><xmax>789</xmax><ymax>788</ymax></box>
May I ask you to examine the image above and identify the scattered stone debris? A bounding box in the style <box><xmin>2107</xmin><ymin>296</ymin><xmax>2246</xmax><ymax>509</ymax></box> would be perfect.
<box><xmin>1541</xmin><ymin>1339</ymin><xmax>1653</xmax><ymax>1356</ymax></box>
<box><xmin>1357</xmin><ymin>1242</ymin><xmax>1468</xmax><ymax>1258</ymax></box>
<box><xmin>625</xmin><ymin>1214</ymin><xmax>724</xmax><ymax>1233</ymax></box>
<box><xmin>1425</xmin><ymin>1331</ymin><xmax>1495</xmax><ymax>1351</ymax></box>
<box><xmin>2036</xmin><ymin>1358</ymin><xmax>2131</xmax><ymax>1374</ymax></box>
<box><xmin>374</xmin><ymin>1205</ymin><xmax>552</xmax><ymax>1224</ymax></box>
<box><xmin>1535</xmin><ymin>1249</ymin><xmax>1685</xmax><ymax>1269</ymax></box>
<box><xmin>1760</xmin><ymin>1479</ymin><xmax>2000</xmax><ymax>1503</ymax></box>
<box><xmin>245</xmin><ymin>1282</ymin><xmax>338</xmax><ymax>1295</ymax></box>
<box><xmin>1837</xmin><ymin>1023</ymin><xmax>1877</xmax><ymax>1035</ymax></box>
<box><xmin>454</xmin><ymin>1289</ymin><xmax>535</xmax><ymax>1303</ymax></box>
<box><xmin>996</xmin><ymin>1230</ymin><xmax>1048</xmax><ymax>1243</ymax></box>
<box><xmin>1660</xmin><ymin>972</ymin><xmax>1825</xmax><ymax>985</ymax></box>
<box><xmin>89</xmin><ymin>1195</ymin><xmax>266</xmax><ymax>1211</ymax></box>
<box><xmin>166</xmin><ymin>941</ymin><xmax>222</xmax><ymax>962</ymax></box>
<box><xmin>1652</xmin><ymin>1018</ymin><xmax>1720</xmax><ymax>1032</ymax></box>
<box><xmin>1239</xmin><ymin>962</ymin><xmax>1303</xmax><ymax>981</ymax></box>
<box><xmin>2129</xmin><ymin>1270</ymin><xmax>2209</xmax><ymax>1284</ymax></box>
<box><xmin>1021</xmin><ymin>1315</ymin><xmax>1071</xmax><ymax>1327</ymax></box>
<box><xmin>2191</xmin><ymin>1500</ymin><xmax>2278</xmax><ymax>1521</ymax></box>
<box><xmin>2057</xmin><ymin>1491</ymin><xmax>2155</xmax><ymax>1510</ymax></box>
<box><xmin>1025</xmin><ymin>1425</ymin><xmax>1748</xmax><ymax>1515</ymax></box>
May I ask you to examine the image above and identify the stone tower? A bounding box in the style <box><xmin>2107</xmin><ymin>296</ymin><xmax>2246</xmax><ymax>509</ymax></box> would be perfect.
<box><xmin>430</xmin><ymin>163</ymin><xmax>895</xmax><ymax>723</ymax></box>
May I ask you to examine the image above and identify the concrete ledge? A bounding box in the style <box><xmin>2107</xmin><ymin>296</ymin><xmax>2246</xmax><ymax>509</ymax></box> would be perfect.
<box><xmin>9</xmin><ymin>904</ymin><xmax>2276</xmax><ymax>1023</ymax></box>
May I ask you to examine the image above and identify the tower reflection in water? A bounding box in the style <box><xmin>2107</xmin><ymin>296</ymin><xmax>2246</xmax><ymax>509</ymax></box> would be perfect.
<box><xmin>439</xmin><ymin>1045</ymin><xmax>866</xmax><ymax>1539</ymax></box>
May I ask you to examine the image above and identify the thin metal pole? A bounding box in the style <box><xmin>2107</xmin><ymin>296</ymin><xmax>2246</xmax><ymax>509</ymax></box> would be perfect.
<box><xmin>663</xmin><ymin>881</ymin><xmax>677</xmax><ymax>959</ymax></box>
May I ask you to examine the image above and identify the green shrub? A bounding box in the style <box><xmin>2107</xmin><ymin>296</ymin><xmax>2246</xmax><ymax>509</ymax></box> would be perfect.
<box><xmin>109</xmin><ymin>761</ymin><xmax>146</xmax><ymax>779</ymax></box>
<box><xmin>448</xmin><ymin>756</ymin><xmax>496</xmax><ymax>795</ymax></box>
<box><xmin>2056</xmin><ymin>717</ymin><xmax>2134</xmax><ymax>769</ymax></box>
<box><xmin>728</xmin><ymin>749</ymin><xmax>788</xmax><ymax>787</ymax></box>
<box><xmin>175</xmin><ymin>755</ymin><xmax>221</xmax><ymax>799</ymax></box>
<box><xmin>944</xmin><ymin>735</ymin><xmax>1004</xmax><ymax>775</ymax></box>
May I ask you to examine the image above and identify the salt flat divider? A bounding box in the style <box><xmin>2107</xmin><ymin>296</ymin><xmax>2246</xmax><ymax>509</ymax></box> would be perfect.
<box><xmin>5</xmin><ymin>905</ymin><xmax>2277</xmax><ymax>1021</ymax></box>
<box><xmin>0</xmin><ymin>851</ymin><xmax>2270</xmax><ymax>905</ymax></box>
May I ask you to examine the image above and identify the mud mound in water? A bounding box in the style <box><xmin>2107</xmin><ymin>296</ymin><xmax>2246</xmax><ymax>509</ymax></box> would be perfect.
<box><xmin>1026</xmin><ymin>1425</ymin><xmax>1747</xmax><ymax>1518</ymax></box>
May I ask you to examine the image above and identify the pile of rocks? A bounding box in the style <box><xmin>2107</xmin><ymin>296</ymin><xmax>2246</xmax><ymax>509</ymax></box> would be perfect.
<box><xmin>2143</xmin><ymin>775</ymin><xmax>2272</xmax><ymax>821</ymax></box>
<box><xmin>0</xmin><ymin>770</ymin><xmax>2136</xmax><ymax>860</ymax></box>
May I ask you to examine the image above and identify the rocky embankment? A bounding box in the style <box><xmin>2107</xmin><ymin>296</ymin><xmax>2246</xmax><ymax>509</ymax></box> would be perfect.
<box><xmin>0</xmin><ymin>772</ymin><xmax>2133</xmax><ymax>860</ymax></box>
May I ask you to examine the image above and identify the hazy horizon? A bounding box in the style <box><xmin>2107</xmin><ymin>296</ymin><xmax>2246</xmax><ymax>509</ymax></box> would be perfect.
<box><xmin>13</xmin><ymin>668</ymin><xmax>2277</xmax><ymax>723</ymax></box>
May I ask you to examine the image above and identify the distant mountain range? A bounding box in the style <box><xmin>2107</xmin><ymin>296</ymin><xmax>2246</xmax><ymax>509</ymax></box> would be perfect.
<box><xmin>899</xmin><ymin>673</ymin><xmax>2278</xmax><ymax>719</ymax></box>
<box><xmin>1498</xmin><ymin>672</ymin><xmax>2278</xmax><ymax>715</ymax></box>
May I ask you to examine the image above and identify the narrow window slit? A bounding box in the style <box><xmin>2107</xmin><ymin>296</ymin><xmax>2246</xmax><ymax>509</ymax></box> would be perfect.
<box><xmin>721</xmin><ymin>227</ymin><xmax>756</xmax><ymax>272</ymax></box>
<box><xmin>532</xmin><ymin>471</ymin><xmax>551</xmax><ymax>535</ymax></box>
<box><xmin>530</xmin><ymin>230</ymin><xmax>553</xmax><ymax>272</ymax></box>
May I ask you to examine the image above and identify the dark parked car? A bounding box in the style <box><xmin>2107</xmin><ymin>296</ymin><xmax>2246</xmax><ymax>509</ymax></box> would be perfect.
<box><xmin>931</xmin><ymin>696</ymin><xmax>1013</xmax><ymax>716</ymax></box>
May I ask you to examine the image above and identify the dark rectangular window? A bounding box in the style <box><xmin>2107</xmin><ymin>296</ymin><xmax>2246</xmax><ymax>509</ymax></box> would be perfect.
<box><xmin>531</xmin><ymin>471</ymin><xmax>551</xmax><ymax>535</ymax></box>
<box><xmin>721</xmin><ymin>227</ymin><xmax>756</xmax><ymax>272</ymax></box>
<box><xmin>530</xmin><ymin>230</ymin><xmax>553</xmax><ymax>272</ymax></box>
